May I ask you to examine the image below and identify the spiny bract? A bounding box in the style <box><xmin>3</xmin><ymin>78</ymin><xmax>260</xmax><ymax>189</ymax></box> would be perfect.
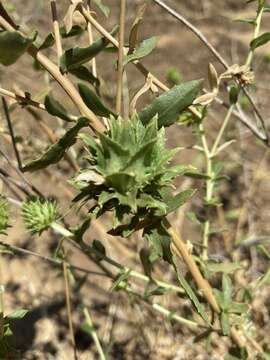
<box><xmin>22</xmin><ymin>198</ymin><xmax>58</xmax><ymax>235</ymax></box>
<box><xmin>72</xmin><ymin>115</ymin><xmax>193</xmax><ymax>236</ymax></box>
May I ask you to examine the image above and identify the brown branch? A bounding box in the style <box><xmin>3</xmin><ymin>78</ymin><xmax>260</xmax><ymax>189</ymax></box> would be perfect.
<box><xmin>0</xmin><ymin>12</ymin><xmax>105</xmax><ymax>133</ymax></box>
<box><xmin>116</xmin><ymin>0</ymin><xmax>126</xmax><ymax>115</ymax></box>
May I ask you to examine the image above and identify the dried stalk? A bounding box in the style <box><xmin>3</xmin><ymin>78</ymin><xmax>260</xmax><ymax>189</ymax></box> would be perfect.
<box><xmin>116</xmin><ymin>0</ymin><xmax>126</xmax><ymax>115</ymax></box>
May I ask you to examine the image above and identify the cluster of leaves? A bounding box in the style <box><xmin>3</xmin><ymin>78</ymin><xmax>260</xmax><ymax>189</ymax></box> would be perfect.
<box><xmin>21</xmin><ymin>198</ymin><xmax>58</xmax><ymax>235</ymax></box>
<box><xmin>72</xmin><ymin>115</ymin><xmax>196</xmax><ymax>263</ymax></box>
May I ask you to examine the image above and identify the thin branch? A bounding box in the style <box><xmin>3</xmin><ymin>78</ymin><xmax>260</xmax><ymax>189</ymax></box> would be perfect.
<box><xmin>116</xmin><ymin>0</ymin><xmax>126</xmax><ymax>115</ymax></box>
<box><xmin>63</xmin><ymin>262</ymin><xmax>78</xmax><ymax>360</ymax></box>
<box><xmin>86</xmin><ymin>1</ymin><xmax>97</xmax><ymax>77</ymax></box>
<box><xmin>0</xmin><ymin>12</ymin><xmax>105</xmax><ymax>133</ymax></box>
<box><xmin>83</xmin><ymin>306</ymin><xmax>107</xmax><ymax>360</ymax></box>
<box><xmin>0</xmin><ymin>87</ymin><xmax>46</xmax><ymax>111</ymax></box>
<box><xmin>0</xmin><ymin>240</ymin><xmax>107</xmax><ymax>277</ymax></box>
<box><xmin>50</xmin><ymin>0</ymin><xmax>63</xmax><ymax>65</ymax></box>
<box><xmin>152</xmin><ymin>0</ymin><xmax>229</xmax><ymax>70</ymax></box>
<box><xmin>1</xmin><ymin>97</ymin><xmax>22</xmax><ymax>170</ymax></box>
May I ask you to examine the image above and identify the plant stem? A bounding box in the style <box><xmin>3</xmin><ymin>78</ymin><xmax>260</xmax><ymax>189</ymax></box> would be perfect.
<box><xmin>245</xmin><ymin>1</ymin><xmax>265</xmax><ymax>68</ymax></box>
<box><xmin>116</xmin><ymin>0</ymin><xmax>126</xmax><ymax>115</ymax></box>
<box><xmin>83</xmin><ymin>306</ymin><xmax>106</xmax><ymax>360</ymax></box>
<box><xmin>63</xmin><ymin>262</ymin><xmax>78</xmax><ymax>360</ymax></box>
<box><xmin>86</xmin><ymin>1</ymin><xmax>97</xmax><ymax>77</ymax></box>
<box><xmin>50</xmin><ymin>0</ymin><xmax>63</xmax><ymax>65</ymax></box>
<box><xmin>0</xmin><ymin>13</ymin><xmax>105</xmax><ymax>133</ymax></box>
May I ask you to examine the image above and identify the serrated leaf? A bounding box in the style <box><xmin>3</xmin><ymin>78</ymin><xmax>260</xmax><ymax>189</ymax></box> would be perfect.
<box><xmin>173</xmin><ymin>261</ymin><xmax>210</xmax><ymax>325</ymax></box>
<box><xmin>138</xmin><ymin>80</ymin><xmax>203</xmax><ymax>127</ymax></box>
<box><xmin>105</xmin><ymin>172</ymin><xmax>136</xmax><ymax>195</ymax></box>
<box><xmin>0</xmin><ymin>31</ymin><xmax>32</xmax><ymax>66</ymax></box>
<box><xmin>44</xmin><ymin>94</ymin><xmax>73</xmax><ymax>122</ymax></box>
<box><xmin>92</xmin><ymin>0</ymin><xmax>110</xmax><ymax>17</ymax></box>
<box><xmin>78</xmin><ymin>83</ymin><xmax>115</xmax><ymax>117</ymax></box>
<box><xmin>6</xmin><ymin>309</ymin><xmax>28</xmax><ymax>320</ymax></box>
<box><xmin>22</xmin><ymin>117</ymin><xmax>88</xmax><ymax>172</ymax></box>
<box><xmin>123</xmin><ymin>36</ymin><xmax>158</xmax><ymax>66</ymax></box>
<box><xmin>250</xmin><ymin>32</ymin><xmax>270</xmax><ymax>50</ymax></box>
<box><xmin>60</xmin><ymin>26</ymin><xmax>118</xmax><ymax>71</ymax></box>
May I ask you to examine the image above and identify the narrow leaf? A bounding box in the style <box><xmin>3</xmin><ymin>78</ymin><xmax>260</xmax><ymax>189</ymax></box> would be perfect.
<box><xmin>174</xmin><ymin>262</ymin><xmax>210</xmax><ymax>325</ymax></box>
<box><xmin>78</xmin><ymin>83</ymin><xmax>115</xmax><ymax>117</ymax></box>
<box><xmin>45</xmin><ymin>95</ymin><xmax>73</xmax><ymax>122</ymax></box>
<box><xmin>22</xmin><ymin>117</ymin><xmax>88</xmax><ymax>172</ymax></box>
<box><xmin>250</xmin><ymin>32</ymin><xmax>270</xmax><ymax>50</ymax></box>
<box><xmin>69</xmin><ymin>66</ymin><xmax>100</xmax><ymax>89</ymax></box>
<box><xmin>138</xmin><ymin>80</ymin><xmax>203</xmax><ymax>127</ymax></box>
<box><xmin>6</xmin><ymin>309</ymin><xmax>28</xmax><ymax>320</ymax></box>
<box><xmin>123</xmin><ymin>36</ymin><xmax>158</xmax><ymax>66</ymax></box>
<box><xmin>60</xmin><ymin>26</ymin><xmax>118</xmax><ymax>71</ymax></box>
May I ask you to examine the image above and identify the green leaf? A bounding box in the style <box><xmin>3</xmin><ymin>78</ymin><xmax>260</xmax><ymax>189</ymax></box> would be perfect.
<box><xmin>60</xmin><ymin>26</ymin><xmax>118</xmax><ymax>71</ymax></box>
<box><xmin>139</xmin><ymin>247</ymin><xmax>153</xmax><ymax>277</ymax></box>
<box><xmin>44</xmin><ymin>94</ymin><xmax>73</xmax><ymax>122</ymax></box>
<box><xmin>78</xmin><ymin>83</ymin><xmax>115</xmax><ymax>117</ymax></box>
<box><xmin>222</xmin><ymin>274</ymin><xmax>233</xmax><ymax>310</ymax></box>
<box><xmin>161</xmin><ymin>188</ymin><xmax>197</xmax><ymax>215</ymax></box>
<box><xmin>173</xmin><ymin>261</ymin><xmax>210</xmax><ymax>325</ymax></box>
<box><xmin>138</xmin><ymin>79</ymin><xmax>203</xmax><ymax>127</ymax></box>
<box><xmin>206</xmin><ymin>262</ymin><xmax>242</xmax><ymax>274</ymax></box>
<box><xmin>92</xmin><ymin>0</ymin><xmax>110</xmax><ymax>17</ymax></box>
<box><xmin>69</xmin><ymin>66</ymin><xmax>100</xmax><ymax>89</ymax></box>
<box><xmin>105</xmin><ymin>172</ymin><xmax>136</xmax><ymax>194</ymax></box>
<box><xmin>184</xmin><ymin>170</ymin><xmax>211</xmax><ymax>180</ymax></box>
<box><xmin>6</xmin><ymin>309</ymin><xmax>28</xmax><ymax>320</ymax></box>
<box><xmin>234</xmin><ymin>18</ymin><xmax>256</xmax><ymax>25</ymax></box>
<box><xmin>0</xmin><ymin>31</ymin><xmax>32</xmax><ymax>66</ymax></box>
<box><xmin>143</xmin><ymin>222</ymin><xmax>172</xmax><ymax>264</ymax></box>
<box><xmin>22</xmin><ymin>117</ymin><xmax>88</xmax><ymax>172</ymax></box>
<box><xmin>250</xmin><ymin>32</ymin><xmax>270</xmax><ymax>50</ymax></box>
<box><xmin>221</xmin><ymin>311</ymin><xmax>230</xmax><ymax>336</ymax></box>
<box><xmin>111</xmin><ymin>269</ymin><xmax>131</xmax><ymax>291</ymax></box>
<box><xmin>123</xmin><ymin>36</ymin><xmax>158</xmax><ymax>66</ymax></box>
<box><xmin>229</xmin><ymin>86</ymin><xmax>239</xmax><ymax>104</ymax></box>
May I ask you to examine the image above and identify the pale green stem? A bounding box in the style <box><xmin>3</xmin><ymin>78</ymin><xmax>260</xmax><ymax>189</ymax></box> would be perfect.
<box><xmin>245</xmin><ymin>1</ymin><xmax>265</xmax><ymax>68</ymax></box>
<box><xmin>50</xmin><ymin>222</ymin><xmax>184</xmax><ymax>295</ymax></box>
<box><xmin>83</xmin><ymin>307</ymin><xmax>106</xmax><ymax>360</ymax></box>
<box><xmin>152</xmin><ymin>303</ymin><xmax>199</xmax><ymax>329</ymax></box>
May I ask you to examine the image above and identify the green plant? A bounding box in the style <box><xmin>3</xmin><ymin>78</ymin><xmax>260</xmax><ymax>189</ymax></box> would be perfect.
<box><xmin>0</xmin><ymin>0</ymin><xmax>270</xmax><ymax>358</ymax></box>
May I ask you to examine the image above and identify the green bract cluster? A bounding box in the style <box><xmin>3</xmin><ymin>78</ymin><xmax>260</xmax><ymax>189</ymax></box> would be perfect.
<box><xmin>73</xmin><ymin>116</ymin><xmax>195</xmax><ymax>242</ymax></box>
<box><xmin>22</xmin><ymin>198</ymin><xmax>58</xmax><ymax>235</ymax></box>
<box><xmin>0</xmin><ymin>196</ymin><xmax>9</xmax><ymax>235</ymax></box>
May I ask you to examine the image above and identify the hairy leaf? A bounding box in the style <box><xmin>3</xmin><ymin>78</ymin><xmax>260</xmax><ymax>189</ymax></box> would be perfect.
<box><xmin>22</xmin><ymin>117</ymin><xmax>88</xmax><ymax>172</ymax></box>
<box><xmin>138</xmin><ymin>80</ymin><xmax>203</xmax><ymax>127</ymax></box>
